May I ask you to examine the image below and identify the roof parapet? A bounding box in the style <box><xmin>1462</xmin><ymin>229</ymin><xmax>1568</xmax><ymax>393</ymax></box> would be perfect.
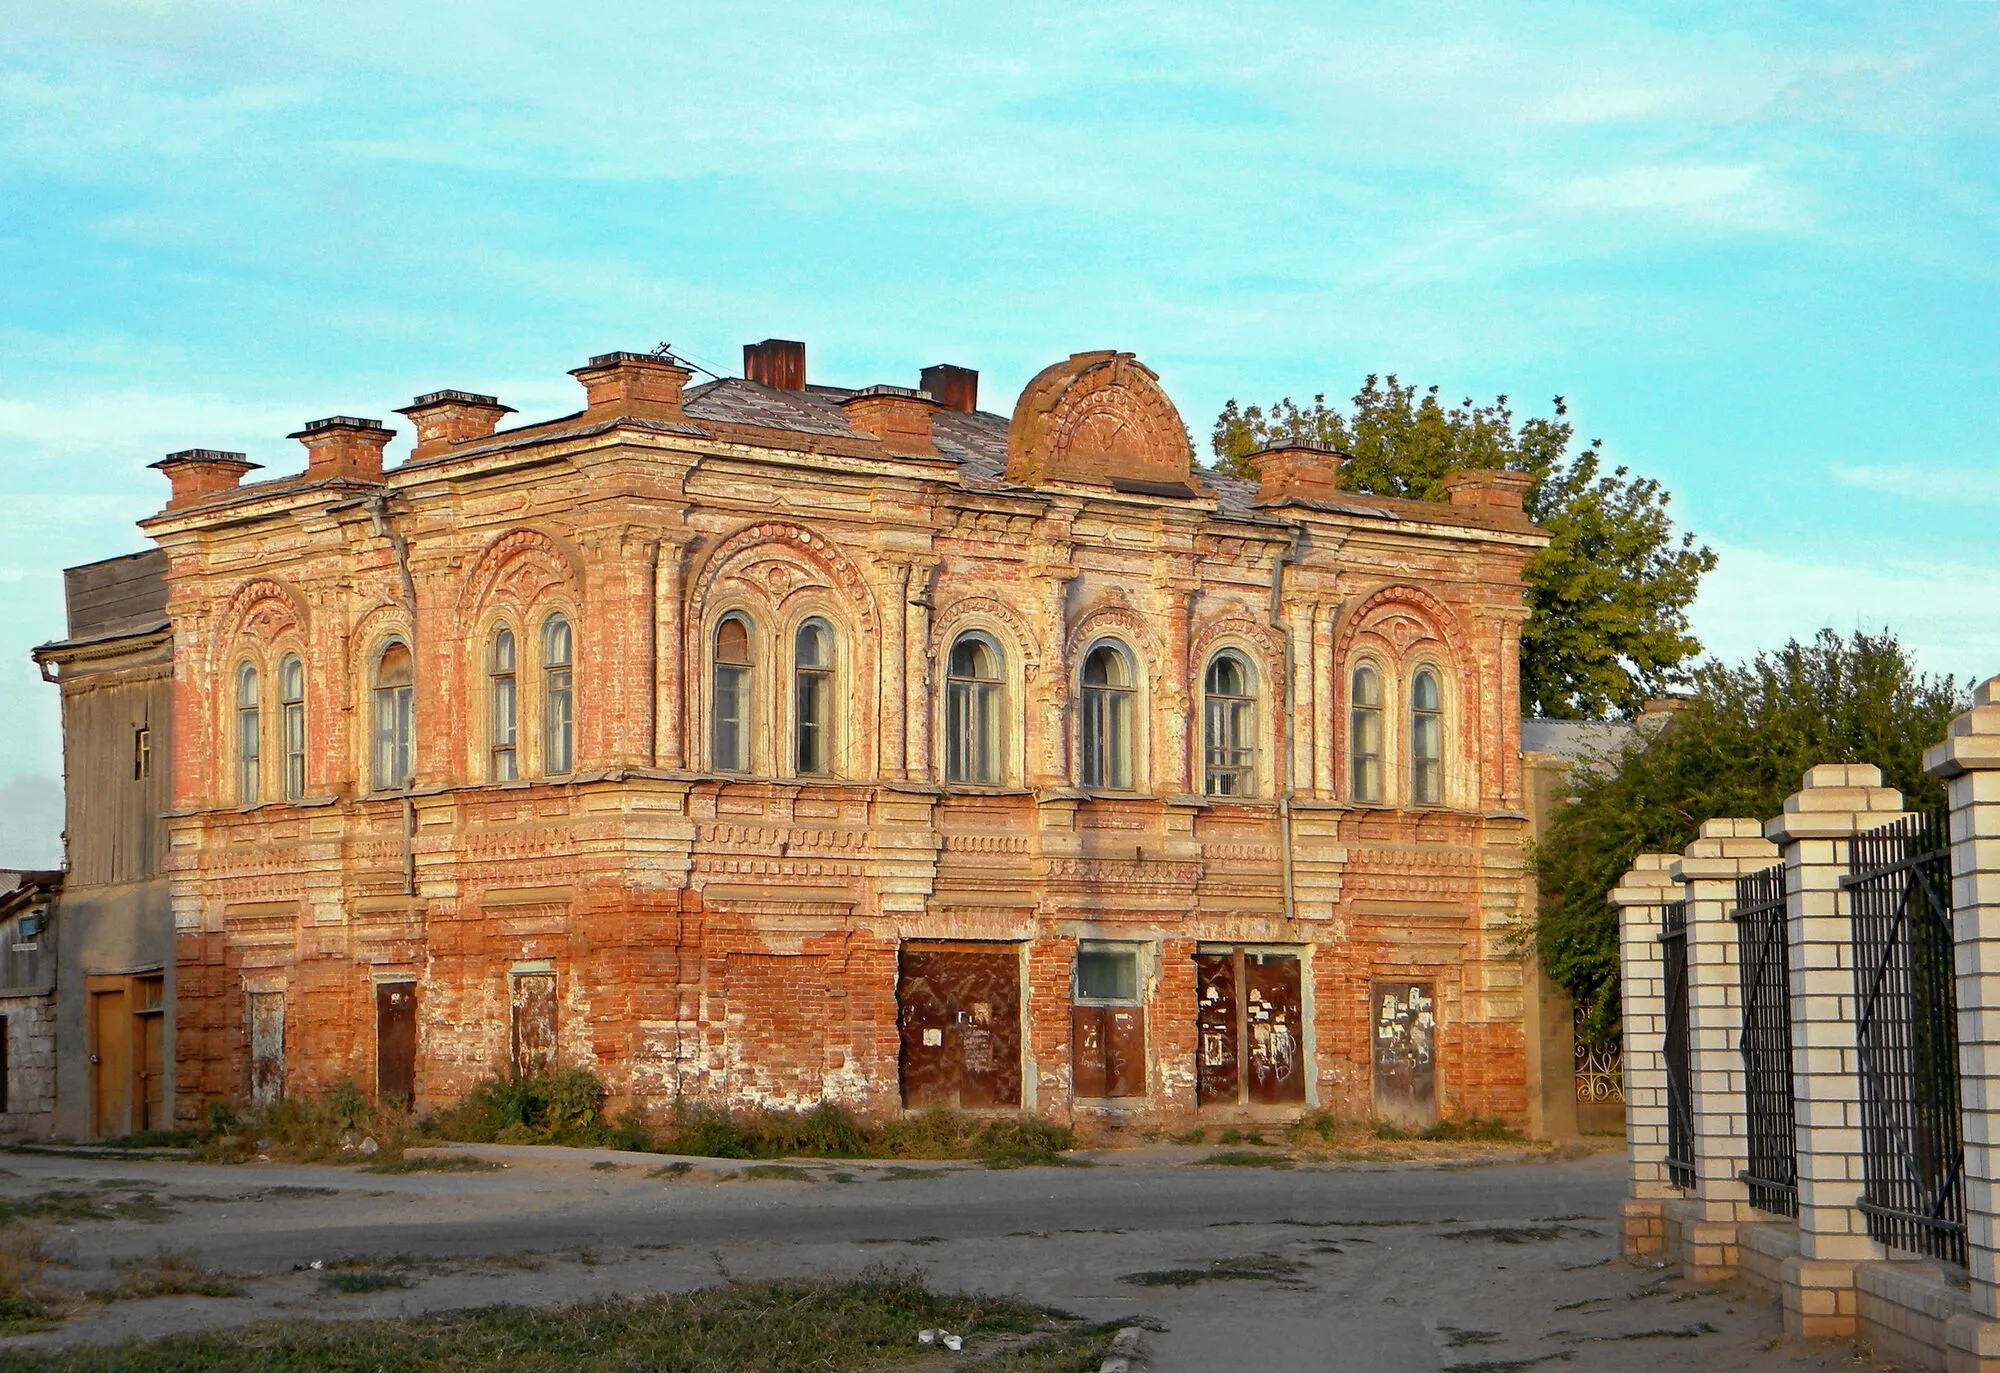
<box><xmin>839</xmin><ymin>384</ymin><xmax>942</xmax><ymax>457</ymax></box>
<box><xmin>149</xmin><ymin>449</ymin><xmax>263</xmax><ymax>509</ymax></box>
<box><xmin>568</xmin><ymin>352</ymin><xmax>692</xmax><ymax>424</ymax></box>
<box><xmin>396</xmin><ymin>390</ymin><xmax>516</xmax><ymax>461</ymax></box>
<box><xmin>287</xmin><ymin>416</ymin><xmax>394</xmax><ymax>482</ymax></box>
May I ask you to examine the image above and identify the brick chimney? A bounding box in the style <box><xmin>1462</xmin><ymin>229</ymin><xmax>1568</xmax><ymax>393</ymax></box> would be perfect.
<box><xmin>1441</xmin><ymin>468</ymin><xmax>1534</xmax><ymax>512</ymax></box>
<box><xmin>396</xmin><ymin>390</ymin><xmax>516</xmax><ymax>460</ymax></box>
<box><xmin>568</xmin><ymin>352</ymin><xmax>691</xmax><ymax>422</ymax></box>
<box><xmin>919</xmin><ymin>364</ymin><xmax>978</xmax><ymax>413</ymax></box>
<box><xmin>744</xmin><ymin>338</ymin><xmax>805</xmax><ymax>390</ymax></box>
<box><xmin>839</xmin><ymin>385</ymin><xmax>941</xmax><ymax>457</ymax></box>
<box><xmin>289</xmin><ymin>417</ymin><xmax>394</xmax><ymax>482</ymax></box>
<box><xmin>150</xmin><ymin>449</ymin><xmax>262</xmax><ymax>509</ymax></box>
<box><xmin>1248</xmin><ymin>443</ymin><xmax>1344</xmax><ymax>504</ymax></box>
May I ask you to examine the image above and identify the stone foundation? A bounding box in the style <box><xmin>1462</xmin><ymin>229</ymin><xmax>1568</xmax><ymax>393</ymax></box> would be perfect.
<box><xmin>1739</xmin><ymin>1221</ymin><xmax>1799</xmax><ymax>1299</ymax></box>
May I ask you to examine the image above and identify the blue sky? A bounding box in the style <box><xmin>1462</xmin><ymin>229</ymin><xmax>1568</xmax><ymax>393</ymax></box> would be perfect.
<box><xmin>2</xmin><ymin>1</ymin><xmax>1997</xmax><ymax>862</ymax></box>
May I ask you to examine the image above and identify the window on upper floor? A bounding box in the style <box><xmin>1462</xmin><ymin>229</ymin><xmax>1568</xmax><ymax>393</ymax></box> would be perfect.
<box><xmin>542</xmin><ymin>613</ymin><xmax>574</xmax><ymax>776</ymax></box>
<box><xmin>372</xmin><ymin>640</ymin><xmax>415</xmax><ymax>792</ymax></box>
<box><xmin>279</xmin><ymin>653</ymin><xmax>306</xmax><ymax>801</ymax></box>
<box><xmin>793</xmin><ymin>618</ymin><xmax>834</xmax><ymax>776</ymax></box>
<box><xmin>1203</xmin><ymin>651</ymin><xmax>1256</xmax><ymax>797</ymax></box>
<box><xmin>945</xmin><ymin>632</ymin><xmax>1004</xmax><ymax>786</ymax></box>
<box><xmin>1350</xmin><ymin>662</ymin><xmax>1383</xmax><ymax>804</ymax></box>
<box><xmin>489</xmin><ymin>625</ymin><xmax>518</xmax><ymax>781</ymax></box>
<box><xmin>235</xmin><ymin>662</ymin><xmax>260</xmax><ymax>805</ymax></box>
<box><xmin>712</xmin><ymin>615</ymin><xmax>753</xmax><ymax>773</ymax></box>
<box><xmin>1411</xmin><ymin>667</ymin><xmax>1444</xmax><ymax>806</ymax></box>
<box><xmin>1080</xmin><ymin>641</ymin><xmax>1138</xmax><ymax>791</ymax></box>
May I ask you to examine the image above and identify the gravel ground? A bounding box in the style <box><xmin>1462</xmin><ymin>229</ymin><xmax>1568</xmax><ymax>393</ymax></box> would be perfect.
<box><xmin>0</xmin><ymin>1143</ymin><xmax>1906</xmax><ymax>1371</ymax></box>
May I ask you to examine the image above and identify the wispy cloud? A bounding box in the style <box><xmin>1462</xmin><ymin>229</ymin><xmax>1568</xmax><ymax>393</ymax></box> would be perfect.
<box><xmin>1832</xmin><ymin>464</ymin><xmax>2000</xmax><ymax>507</ymax></box>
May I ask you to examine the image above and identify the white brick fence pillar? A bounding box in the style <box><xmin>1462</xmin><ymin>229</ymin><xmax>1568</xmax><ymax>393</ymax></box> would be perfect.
<box><xmin>1926</xmin><ymin>678</ymin><xmax>2000</xmax><ymax>1372</ymax></box>
<box><xmin>1768</xmin><ymin>763</ymin><xmax>1906</xmax><ymax>1337</ymax></box>
<box><xmin>1614</xmin><ymin>853</ymin><xmax>1681</xmax><ymax>1257</ymax></box>
<box><xmin>1670</xmin><ymin>817</ymin><xmax>1780</xmax><ymax>1280</ymax></box>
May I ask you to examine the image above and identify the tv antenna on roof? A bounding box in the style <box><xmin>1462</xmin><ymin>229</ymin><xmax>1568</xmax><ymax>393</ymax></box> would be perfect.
<box><xmin>652</xmin><ymin>342</ymin><xmax>723</xmax><ymax>380</ymax></box>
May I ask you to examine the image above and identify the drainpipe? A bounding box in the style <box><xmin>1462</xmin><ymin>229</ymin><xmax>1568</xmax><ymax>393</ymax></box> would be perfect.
<box><xmin>1268</xmin><ymin>527</ymin><xmax>1302</xmax><ymax>923</ymax></box>
<box><xmin>368</xmin><ymin>494</ymin><xmax>420</xmax><ymax>897</ymax></box>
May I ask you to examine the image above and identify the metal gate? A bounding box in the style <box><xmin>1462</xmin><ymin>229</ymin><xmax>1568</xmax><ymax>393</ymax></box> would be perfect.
<box><xmin>1733</xmin><ymin>863</ymin><xmax>1797</xmax><ymax>1217</ymax></box>
<box><xmin>1660</xmin><ymin>899</ymin><xmax>1694</xmax><ymax>1190</ymax></box>
<box><xmin>1844</xmin><ymin>807</ymin><xmax>1965</xmax><ymax>1265</ymax></box>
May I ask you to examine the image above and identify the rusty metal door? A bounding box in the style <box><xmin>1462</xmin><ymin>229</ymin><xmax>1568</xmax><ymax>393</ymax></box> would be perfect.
<box><xmin>1073</xmin><ymin>1005</ymin><xmax>1146</xmax><ymax>1099</ymax></box>
<box><xmin>1372</xmin><ymin>980</ymin><xmax>1438</xmax><ymax>1128</ymax></box>
<box><xmin>1244</xmin><ymin>953</ymin><xmax>1305</xmax><ymax>1105</ymax></box>
<box><xmin>89</xmin><ymin>985</ymin><xmax>131</xmax><ymax>1138</ymax></box>
<box><xmin>1194</xmin><ymin>952</ymin><xmax>1239</xmax><ymax>1105</ymax></box>
<box><xmin>249</xmin><ymin>992</ymin><xmax>285</xmax><ymax>1106</ymax></box>
<box><xmin>511</xmin><ymin>973</ymin><xmax>557</xmax><ymax>1077</ymax></box>
<box><xmin>897</xmin><ymin>942</ymin><xmax>1021</xmax><ymax>1109</ymax></box>
<box><xmin>376</xmin><ymin>981</ymin><xmax>417</xmax><ymax>1108</ymax></box>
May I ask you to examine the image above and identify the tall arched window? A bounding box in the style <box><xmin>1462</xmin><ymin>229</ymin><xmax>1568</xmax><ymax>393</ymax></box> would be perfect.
<box><xmin>235</xmin><ymin>662</ymin><xmax>260</xmax><ymax>805</ymax></box>
<box><xmin>793</xmin><ymin>617</ymin><xmax>834</xmax><ymax>776</ymax></box>
<box><xmin>489</xmin><ymin>626</ymin><xmax>518</xmax><ymax>781</ymax></box>
<box><xmin>1080</xmin><ymin>642</ymin><xmax>1137</xmax><ymax>790</ymax></box>
<box><xmin>946</xmin><ymin>632</ymin><xmax>1004</xmax><ymax>785</ymax></box>
<box><xmin>542</xmin><ymin>613</ymin><xmax>574</xmax><ymax>776</ymax></box>
<box><xmin>1349</xmin><ymin>662</ymin><xmax>1383</xmax><ymax>804</ymax></box>
<box><xmin>1411</xmin><ymin>667</ymin><xmax>1443</xmax><ymax>805</ymax></box>
<box><xmin>1203</xmin><ymin>651</ymin><xmax>1256</xmax><ymax>797</ymax></box>
<box><xmin>372</xmin><ymin>640</ymin><xmax>415</xmax><ymax>792</ymax></box>
<box><xmin>712</xmin><ymin>616</ymin><xmax>753</xmax><ymax>773</ymax></box>
<box><xmin>279</xmin><ymin>653</ymin><xmax>306</xmax><ymax>801</ymax></box>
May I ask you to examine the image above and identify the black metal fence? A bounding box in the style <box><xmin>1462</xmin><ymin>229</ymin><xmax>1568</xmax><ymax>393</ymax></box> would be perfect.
<box><xmin>1734</xmin><ymin>863</ymin><xmax>1798</xmax><ymax>1217</ymax></box>
<box><xmin>1845</xmin><ymin>807</ymin><xmax>1965</xmax><ymax>1265</ymax></box>
<box><xmin>1660</xmin><ymin>899</ymin><xmax>1695</xmax><ymax>1190</ymax></box>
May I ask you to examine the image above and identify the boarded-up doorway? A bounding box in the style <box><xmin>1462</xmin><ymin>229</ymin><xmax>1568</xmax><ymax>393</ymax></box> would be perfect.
<box><xmin>1073</xmin><ymin>943</ymin><xmax>1145</xmax><ymax>1099</ymax></box>
<box><xmin>376</xmin><ymin>981</ymin><xmax>418</xmax><ymax>1108</ymax></box>
<box><xmin>249</xmin><ymin>992</ymin><xmax>285</xmax><ymax>1106</ymax></box>
<box><xmin>510</xmin><ymin>973</ymin><xmax>557</xmax><ymax>1077</ymax></box>
<box><xmin>1194</xmin><ymin>948</ymin><xmax>1306</xmax><ymax>1107</ymax></box>
<box><xmin>1372</xmin><ymin>980</ymin><xmax>1438</xmax><ymax>1129</ymax></box>
<box><xmin>897</xmin><ymin>941</ymin><xmax>1021</xmax><ymax>1109</ymax></box>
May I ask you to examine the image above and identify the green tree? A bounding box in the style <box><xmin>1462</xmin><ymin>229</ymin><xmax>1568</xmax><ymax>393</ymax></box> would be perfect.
<box><xmin>1211</xmin><ymin>377</ymin><xmax>1716</xmax><ymax>718</ymax></box>
<box><xmin>1534</xmin><ymin>629</ymin><xmax>1965</xmax><ymax>1039</ymax></box>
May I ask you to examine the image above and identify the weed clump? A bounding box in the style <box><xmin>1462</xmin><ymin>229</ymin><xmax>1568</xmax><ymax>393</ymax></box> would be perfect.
<box><xmin>647</xmin><ymin>1105</ymin><xmax>1076</xmax><ymax>1167</ymax></box>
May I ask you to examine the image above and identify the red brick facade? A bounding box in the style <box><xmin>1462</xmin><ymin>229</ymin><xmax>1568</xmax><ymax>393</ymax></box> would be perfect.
<box><xmin>144</xmin><ymin>343</ymin><xmax>1546</xmax><ymax>1130</ymax></box>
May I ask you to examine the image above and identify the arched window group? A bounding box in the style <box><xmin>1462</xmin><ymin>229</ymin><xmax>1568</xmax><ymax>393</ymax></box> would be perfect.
<box><xmin>372</xmin><ymin>641</ymin><xmax>415</xmax><ymax>792</ymax></box>
<box><xmin>481</xmin><ymin>611</ymin><xmax>576</xmax><ymax>784</ymax></box>
<box><xmin>1348</xmin><ymin>660</ymin><xmax>1447</xmax><ymax>807</ymax></box>
<box><xmin>945</xmin><ymin>633</ymin><xmax>1003</xmax><ymax>785</ymax></box>
<box><xmin>233</xmin><ymin>651</ymin><xmax>308</xmax><ymax>806</ymax></box>
<box><xmin>708</xmin><ymin>613</ymin><xmax>842</xmax><ymax>777</ymax></box>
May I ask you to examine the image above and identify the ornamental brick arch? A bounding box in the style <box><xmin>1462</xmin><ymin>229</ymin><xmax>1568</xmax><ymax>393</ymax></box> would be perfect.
<box><xmin>1188</xmin><ymin>612</ymin><xmax>1283</xmax><ymax>693</ymax></box>
<box><xmin>1334</xmin><ymin>583</ymin><xmax>1473</xmax><ymax>678</ymax></box>
<box><xmin>1063</xmin><ymin>599</ymin><xmax>1165</xmax><ymax>684</ymax></box>
<box><xmin>689</xmin><ymin>521</ymin><xmax>880</xmax><ymax>638</ymax></box>
<box><xmin>215</xmin><ymin>578</ymin><xmax>308</xmax><ymax>674</ymax></box>
<box><xmin>930</xmin><ymin>594</ymin><xmax>1042</xmax><ymax>670</ymax></box>
<box><xmin>456</xmin><ymin>527</ymin><xmax>585</xmax><ymax>620</ymax></box>
<box><xmin>1005</xmin><ymin>351</ymin><xmax>1191</xmax><ymax>488</ymax></box>
<box><xmin>1332</xmin><ymin>583</ymin><xmax>1483</xmax><ymax>807</ymax></box>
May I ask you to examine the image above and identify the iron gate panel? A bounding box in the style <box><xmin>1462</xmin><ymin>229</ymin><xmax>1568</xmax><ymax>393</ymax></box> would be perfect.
<box><xmin>1844</xmin><ymin>806</ymin><xmax>1965</xmax><ymax>1265</ymax></box>
<box><xmin>1660</xmin><ymin>899</ymin><xmax>1694</xmax><ymax>1190</ymax></box>
<box><xmin>1733</xmin><ymin>863</ymin><xmax>1798</xmax><ymax>1217</ymax></box>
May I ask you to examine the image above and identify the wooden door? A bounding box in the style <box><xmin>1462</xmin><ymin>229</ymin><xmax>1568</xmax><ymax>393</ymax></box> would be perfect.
<box><xmin>1373</xmin><ymin>980</ymin><xmax>1438</xmax><ymax>1129</ymax></box>
<box><xmin>249</xmin><ymin>992</ymin><xmax>285</xmax><ymax>1106</ymax></box>
<box><xmin>1194</xmin><ymin>952</ymin><xmax>1239</xmax><ymax>1106</ymax></box>
<box><xmin>90</xmin><ymin>987</ymin><xmax>131</xmax><ymax>1138</ymax></box>
<box><xmin>510</xmin><ymin>974</ymin><xmax>557</xmax><ymax>1077</ymax></box>
<box><xmin>896</xmin><ymin>943</ymin><xmax>1021</xmax><ymax>1109</ymax></box>
<box><xmin>376</xmin><ymin>982</ymin><xmax>417</xmax><ymax>1108</ymax></box>
<box><xmin>1244</xmin><ymin>953</ymin><xmax>1306</xmax><ymax>1105</ymax></box>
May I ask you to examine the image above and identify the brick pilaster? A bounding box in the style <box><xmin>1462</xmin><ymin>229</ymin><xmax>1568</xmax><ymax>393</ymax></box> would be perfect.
<box><xmin>1926</xmin><ymin>678</ymin><xmax>2000</xmax><ymax>1370</ymax></box>
<box><xmin>1613</xmin><ymin>852</ymin><xmax>1680</xmax><ymax>1257</ymax></box>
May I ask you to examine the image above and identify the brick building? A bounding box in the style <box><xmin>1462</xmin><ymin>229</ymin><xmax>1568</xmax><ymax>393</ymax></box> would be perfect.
<box><xmin>132</xmin><ymin>339</ymin><xmax>1547</xmax><ymax>1132</ymax></box>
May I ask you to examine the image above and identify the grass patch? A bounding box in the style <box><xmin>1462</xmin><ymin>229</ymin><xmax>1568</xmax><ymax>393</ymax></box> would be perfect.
<box><xmin>1196</xmin><ymin>1151</ymin><xmax>1295</xmax><ymax>1169</ymax></box>
<box><xmin>92</xmin><ymin>1253</ymin><xmax>246</xmax><ymax>1302</ymax></box>
<box><xmin>1119</xmin><ymin>1253</ymin><xmax>1305</xmax><ymax>1288</ymax></box>
<box><xmin>875</xmin><ymin>1166</ymin><xmax>949</xmax><ymax>1182</ymax></box>
<box><xmin>0</xmin><ymin>1191</ymin><xmax>173</xmax><ymax>1226</ymax></box>
<box><xmin>646</xmin><ymin>1162</ymin><xmax>693</xmax><ymax>1180</ymax></box>
<box><xmin>321</xmin><ymin>1269</ymin><xmax>416</xmax><ymax>1294</ymax></box>
<box><xmin>587</xmin><ymin>1161</ymin><xmax>625</xmax><ymax>1173</ymax></box>
<box><xmin>738</xmin><ymin>1165</ymin><xmax>816</xmax><ymax>1183</ymax></box>
<box><xmin>645</xmin><ymin>1103</ymin><xmax>1078</xmax><ymax>1167</ymax></box>
<box><xmin>359</xmin><ymin>1156</ymin><xmax>503</xmax><ymax>1175</ymax></box>
<box><xmin>0</xmin><ymin>1266</ymin><xmax>1110</xmax><ymax>1371</ymax></box>
<box><xmin>0</xmin><ymin>1228</ymin><xmax>79</xmax><ymax>1335</ymax></box>
<box><xmin>1439</xmin><ymin>1224</ymin><xmax>1595</xmax><ymax>1244</ymax></box>
<box><xmin>97</xmin><ymin>1131</ymin><xmax>201</xmax><ymax>1151</ymax></box>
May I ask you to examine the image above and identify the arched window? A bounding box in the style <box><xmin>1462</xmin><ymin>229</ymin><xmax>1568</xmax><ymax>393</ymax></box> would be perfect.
<box><xmin>542</xmin><ymin>613</ymin><xmax>574</xmax><ymax>776</ymax></box>
<box><xmin>489</xmin><ymin>626</ymin><xmax>518</xmax><ymax>781</ymax></box>
<box><xmin>712</xmin><ymin>616</ymin><xmax>753</xmax><ymax>773</ymax></box>
<box><xmin>279</xmin><ymin>654</ymin><xmax>306</xmax><ymax>801</ymax></box>
<box><xmin>235</xmin><ymin>662</ymin><xmax>260</xmax><ymax>805</ymax></box>
<box><xmin>793</xmin><ymin>617</ymin><xmax>834</xmax><ymax>776</ymax></box>
<box><xmin>1349</xmin><ymin>662</ymin><xmax>1383</xmax><ymax>804</ymax></box>
<box><xmin>372</xmin><ymin>640</ymin><xmax>415</xmax><ymax>792</ymax></box>
<box><xmin>1203</xmin><ymin>651</ymin><xmax>1256</xmax><ymax>797</ymax></box>
<box><xmin>1411</xmin><ymin>667</ymin><xmax>1443</xmax><ymax>805</ymax></box>
<box><xmin>1080</xmin><ymin>642</ymin><xmax>1137</xmax><ymax>790</ymax></box>
<box><xmin>945</xmin><ymin>633</ymin><xmax>1004</xmax><ymax>785</ymax></box>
